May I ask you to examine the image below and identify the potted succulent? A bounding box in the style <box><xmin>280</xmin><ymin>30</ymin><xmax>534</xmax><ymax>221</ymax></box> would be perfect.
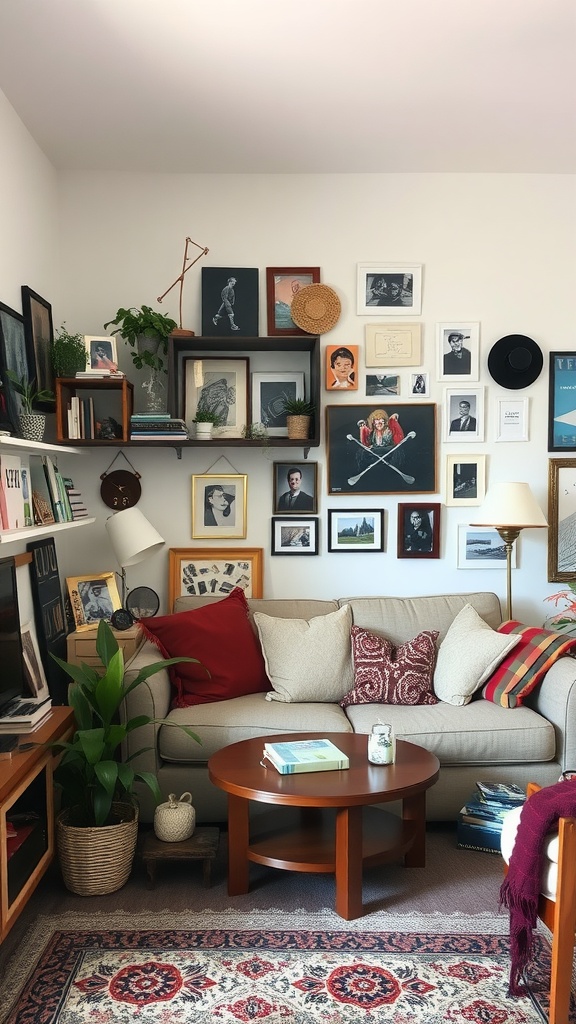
<box><xmin>281</xmin><ymin>395</ymin><xmax>316</xmax><ymax>440</ymax></box>
<box><xmin>103</xmin><ymin>305</ymin><xmax>178</xmax><ymax>373</ymax></box>
<box><xmin>192</xmin><ymin>408</ymin><xmax>222</xmax><ymax>440</ymax></box>
<box><xmin>50</xmin><ymin>619</ymin><xmax>200</xmax><ymax>895</ymax></box>
<box><xmin>52</xmin><ymin>324</ymin><xmax>88</xmax><ymax>377</ymax></box>
<box><xmin>3</xmin><ymin>370</ymin><xmax>54</xmax><ymax>441</ymax></box>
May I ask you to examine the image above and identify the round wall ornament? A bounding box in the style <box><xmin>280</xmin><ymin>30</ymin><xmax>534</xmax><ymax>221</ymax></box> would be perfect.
<box><xmin>100</xmin><ymin>452</ymin><xmax>142</xmax><ymax>509</ymax></box>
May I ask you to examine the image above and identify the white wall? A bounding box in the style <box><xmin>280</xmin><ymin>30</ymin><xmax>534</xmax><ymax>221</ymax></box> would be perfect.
<box><xmin>2</xmin><ymin>87</ymin><xmax>576</xmax><ymax>626</ymax></box>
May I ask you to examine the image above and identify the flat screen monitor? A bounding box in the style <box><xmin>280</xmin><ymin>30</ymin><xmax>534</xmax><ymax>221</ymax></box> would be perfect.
<box><xmin>0</xmin><ymin>556</ymin><xmax>25</xmax><ymax>713</ymax></box>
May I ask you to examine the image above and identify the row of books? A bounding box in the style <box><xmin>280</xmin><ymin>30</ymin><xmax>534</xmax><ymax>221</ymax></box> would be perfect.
<box><xmin>457</xmin><ymin>780</ymin><xmax>526</xmax><ymax>854</ymax></box>
<box><xmin>75</xmin><ymin>369</ymin><xmax>126</xmax><ymax>379</ymax></box>
<box><xmin>0</xmin><ymin>696</ymin><xmax>52</xmax><ymax>734</ymax></box>
<box><xmin>66</xmin><ymin>394</ymin><xmax>96</xmax><ymax>439</ymax></box>
<box><xmin>130</xmin><ymin>414</ymin><xmax>189</xmax><ymax>441</ymax></box>
<box><xmin>0</xmin><ymin>452</ymin><xmax>89</xmax><ymax>530</ymax></box>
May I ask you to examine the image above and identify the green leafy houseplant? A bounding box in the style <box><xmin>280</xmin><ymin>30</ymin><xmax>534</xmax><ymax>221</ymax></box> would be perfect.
<box><xmin>51</xmin><ymin>619</ymin><xmax>201</xmax><ymax>827</ymax></box>
<box><xmin>192</xmin><ymin>409</ymin><xmax>223</xmax><ymax>425</ymax></box>
<box><xmin>4</xmin><ymin>370</ymin><xmax>54</xmax><ymax>413</ymax></box>
<box><xmin>280</xmin><ymin>395</ymin><xmax>315</xmax><ymax>416</ymax></box>
<box><xmin>103</xmin><ymin>305</ymin><xmax>178</xmax><ymax>372</ymax></box>
<box><xmin>52</xmin><ymin>324</ymin><xmax>88</xmax><ymax>377</ymax></box>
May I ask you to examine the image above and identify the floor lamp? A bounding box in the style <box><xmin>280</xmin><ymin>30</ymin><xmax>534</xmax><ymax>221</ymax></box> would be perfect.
<box><xmin>470</xmin><ymin>481</ymin><xmax>548</xmax><ymax>621</ymax></box>
<box><xmin>105</xmin><ymin>507</ymin><xmax>165</xmax><ymax>611</ymax></box>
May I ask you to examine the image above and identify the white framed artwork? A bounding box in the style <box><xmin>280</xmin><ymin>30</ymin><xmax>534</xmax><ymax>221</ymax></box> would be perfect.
<box><xmin>495</xmin><ymin>398</ymin><xmax>529</xmax><ymax>442</ymax></box>
<box><xmin>444</xmin><ymin>387</ymin><xmax>484</xmax><ymax>443</ymax></box>
<box><xmin>445</xmin><ymin>455</ymin><xmax>486</xmax><ymax>507</ymax></box>
<box><xmin>457</xmin><ymin>525</ymin><xmax>517</xmax><ymax>570</ymax></box>
<box><xmin>364</xmin><ymin>323</ymin><xmax>422</xmax><ymax>366</ymax></box>
<box><xmin>436</xmin><ymin>322</ymin><xmax>480</xmax><ymax>382</ymax></box>
<box><xmin>357</xmin><ymin>264</ymin><xmax>422</xmax><ymax>316</ymax></box>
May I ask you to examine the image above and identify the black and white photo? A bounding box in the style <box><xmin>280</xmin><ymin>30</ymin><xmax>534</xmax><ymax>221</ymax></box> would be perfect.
<box><xmin>357</xmin><ymin>264</ymin><xmax>422</xmax><ymax>316</ymax></box>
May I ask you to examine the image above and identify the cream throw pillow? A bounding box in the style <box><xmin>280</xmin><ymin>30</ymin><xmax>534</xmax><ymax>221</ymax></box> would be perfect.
<box><xmin>254</xmin><ymin>604</ymin><xmax>353</xmax><ymax>702</ymax></box>
<box><xmin>434</xmin><ymin>603</ymin><xmax>521</xmax><ymax>706</ymax></box>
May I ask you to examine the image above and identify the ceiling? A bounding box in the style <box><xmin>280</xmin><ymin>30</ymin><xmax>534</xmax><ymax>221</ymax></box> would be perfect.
<box><xmin>0</xmin><ymin>0</ymin><xmax>574</xmax><ymax>174</ymax></box>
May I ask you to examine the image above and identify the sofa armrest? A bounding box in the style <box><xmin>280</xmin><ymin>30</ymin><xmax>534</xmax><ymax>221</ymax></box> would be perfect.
<box><xmin>524</xmin><ymin>656</ymin><xmax>576</xmax><ymax>770</ymax></box>
<box><xmin>120</xmin><ymin>639</ymin><xmax>172</xmax><ymax>776</ymax></box>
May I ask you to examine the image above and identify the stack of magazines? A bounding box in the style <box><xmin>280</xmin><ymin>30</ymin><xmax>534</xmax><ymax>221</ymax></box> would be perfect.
<box><xmin>130</xmin><ymin>414</ymin><xmax>189</xmax><ymax>440</ymax></box>
<box><xmin>457</xmin><ymin>781</ymin><xmax>526</xmax><ymax>853</ymax></box>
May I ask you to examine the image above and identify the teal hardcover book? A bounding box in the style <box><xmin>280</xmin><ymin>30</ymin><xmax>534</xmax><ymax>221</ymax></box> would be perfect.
<box><xmin>263</xmin><ymin>738</ymin><xmax>349</xmax><ymax>775</ymax></box>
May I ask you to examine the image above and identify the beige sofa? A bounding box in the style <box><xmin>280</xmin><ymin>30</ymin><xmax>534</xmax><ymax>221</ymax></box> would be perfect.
<box><xmin>122</xmin><ymin>591</ymin><xmax>574</xmax><ymax>823</ymax></box>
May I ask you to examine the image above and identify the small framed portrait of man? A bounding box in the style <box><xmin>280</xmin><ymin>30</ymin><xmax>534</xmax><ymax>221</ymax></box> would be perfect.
<box><xmin>273</xmin><ymin>462</ymin><xmax>318</xmax><ymax>514</ymax></box>
<box><xmin>444</xmin><ymin>388</ymin><xmax>484</xmax><ymax>443</ymax></box>
<box><xmin>437</xmin><ymin>323</ymin><xmax>480</xmax><ymax>382</ymax></box>
<box><xmin>84</xmin><ymin>335</ymin><xmax>118</xmax><ymax>372</ymax></box>
<box><xmin>397</xmin><ymin>503</ymin><xmax>440</xmax><ymax>559</ymax></box>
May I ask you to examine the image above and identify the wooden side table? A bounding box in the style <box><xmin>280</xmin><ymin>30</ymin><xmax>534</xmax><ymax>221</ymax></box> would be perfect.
<box><xmin>138</xmin><ymin>827</ymin><xmax>220</xmax><ymax>889</ymax></box>
<box><xmin>66</xmin><ymin>624</ymin><xmax>141</xmax><ymax>667</ymax></box>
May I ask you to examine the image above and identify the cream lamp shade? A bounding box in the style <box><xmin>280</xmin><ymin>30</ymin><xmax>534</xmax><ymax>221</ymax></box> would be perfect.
<box><xmin>470</xmin><ymin>481</ymin><xmax>547</xmax><ymax>620</ymax></box>
<box><xmin>105</xmin><ymin>507</ymin><xmax>165</xmax><ymax>567</ymax></box>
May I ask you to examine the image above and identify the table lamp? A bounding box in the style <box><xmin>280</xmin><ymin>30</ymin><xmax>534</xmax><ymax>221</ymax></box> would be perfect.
<box><xmin>470</xmin><ymin>481</ymin><xmax>548</xmax><ymax>620</ymax></box>
<box><xmin>105</xmin><ymin>507</ymin><xmax>165</xmax><ymax>611</ymax></box>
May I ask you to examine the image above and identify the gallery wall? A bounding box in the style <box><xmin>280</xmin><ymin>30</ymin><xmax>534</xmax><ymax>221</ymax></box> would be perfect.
<box><xmin>2</xmin><ymin>87</ymin><xmax>576</xmax><ymax>626</ymax></box>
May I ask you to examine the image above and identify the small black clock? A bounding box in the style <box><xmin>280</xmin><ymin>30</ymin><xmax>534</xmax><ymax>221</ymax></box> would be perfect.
<box><xmin>100</xmin><ymin>469</ymin><xmax>142</xmax><ymax>510</ymax></box>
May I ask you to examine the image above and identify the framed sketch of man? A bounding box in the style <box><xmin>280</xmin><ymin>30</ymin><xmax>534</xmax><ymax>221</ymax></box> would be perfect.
<box><xmin>273</xmin><ymin>462</ymin><xmax>318</xmax><ymax>514</ymax></box>
<box><xmin>191</xmin><ymin>473</ymin><xmax>247</xmax><ymax>539</ymax></box>
<box><xmin>397</xmin><ymin>503</ymin><xmax>440</xmax><ymax>559</ymax></box>
<box><xmin>437</xmin><ymin>322</ymin><xmax>480</xmax><ymax>382</ymax></box>
<box><xmin>444</xmin><ymin>388</ymin><xmax>484</xmax><ymax>443</ymax></box>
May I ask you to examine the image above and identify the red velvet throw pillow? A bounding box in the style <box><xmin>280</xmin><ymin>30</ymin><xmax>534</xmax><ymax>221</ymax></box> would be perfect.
<box><xmin>340</xmin><ymin>624</ymin><xmax>439</xmax><ymax>707</ymax></box>
<box><xmin>139</xmin><ymin>587</ymin><xmax>269</xmax><ymax>707</ymax></box>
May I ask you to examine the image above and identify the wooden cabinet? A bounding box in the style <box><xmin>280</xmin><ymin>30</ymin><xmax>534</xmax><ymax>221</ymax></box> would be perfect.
<box><xmin>0</xmin><ymin>707</ymin><xmax>74</xmax><ymax>943</ymax></box>
<box><xmin>66</xmin><ymin>624</ymin><xmax>141</xmax><ymax>667</ymax></box>
<box><xmin>55</xmin><ymin>378</ymin><xmax>134</xmax><ymax>444</ymax></box>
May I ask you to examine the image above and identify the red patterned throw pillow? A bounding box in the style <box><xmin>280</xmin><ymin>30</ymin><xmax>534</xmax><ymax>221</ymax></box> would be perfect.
<box><xmin>340</xmin><ymin>625</ymin><xmax>439</xmax><ymax>707</ymax></box>
<box><xmin>482</xmin><ymin>620</ymin><xmax>576</xmax><ymax>708</ymax></box>
<box><xmin>139</xmin><ymin>587</ymin><xmax>269</xmax><ymax>708</ymax></box>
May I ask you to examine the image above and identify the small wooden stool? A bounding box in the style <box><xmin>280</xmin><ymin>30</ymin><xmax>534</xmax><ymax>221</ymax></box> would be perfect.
<box><xmin>139</xmin><ymin>827</ymin><xmax>220</xmax><ymax>889</ymax></box>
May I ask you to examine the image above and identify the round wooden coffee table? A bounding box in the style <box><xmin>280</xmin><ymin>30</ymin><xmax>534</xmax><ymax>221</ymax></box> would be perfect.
<box><xmin>208</xmin><ymin>732</ymin><xmax>439</xmax><ymax>920</ymax></box>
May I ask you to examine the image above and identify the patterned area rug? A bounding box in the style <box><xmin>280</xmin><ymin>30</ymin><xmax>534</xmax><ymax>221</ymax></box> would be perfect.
<box><xmin>0</xmin><ymin>909</ymin><xmax>566</xmax><ymax>1023</ymax></box>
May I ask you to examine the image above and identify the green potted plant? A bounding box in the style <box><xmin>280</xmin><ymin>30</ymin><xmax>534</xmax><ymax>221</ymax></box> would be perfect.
<box><xmin>50</xmin><ymin>619</ymin><xmax>200</xmax><ymax>894</ymax></box>
<box><xmin>3</xmin><ymin>370</ymin><xmax>55</xmax><ymax>441</ymax></box>
<box><xmin>192</xmin><ymin>408</ymin><xmax>223</xmax><ymax>440</ymax></box>
<box><xmin>280</xmin><ymin>395</ymin><xmax>316</xmax><ymax>440</ymax></box>
<box><xmin>52</xmin><ymin>324</ymin><xmax>88</xmax><ymax>377</ymax></box>
<box><xmin>103</xmin><ymin>305</ymin><xmax>178</xmax><ymax>373</ymax></box>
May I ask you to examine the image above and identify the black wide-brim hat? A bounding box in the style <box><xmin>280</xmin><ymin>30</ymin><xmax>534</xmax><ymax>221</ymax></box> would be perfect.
<box><xmin>487</xmin><ymin>334</ymin><xmax>543</xmax><ymax>390</ymax></box>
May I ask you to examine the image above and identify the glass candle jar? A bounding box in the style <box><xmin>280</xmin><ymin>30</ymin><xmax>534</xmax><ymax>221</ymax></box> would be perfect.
<box><xmin>367</xmin><ymin>723</ymin><xmax>395</xmax><ymax>765</ymax></box>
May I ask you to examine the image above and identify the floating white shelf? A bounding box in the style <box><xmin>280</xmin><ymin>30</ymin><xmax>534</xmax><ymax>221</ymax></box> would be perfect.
<box><xmin>0</xmin><ymin>435</ymin><xmax>85</xmax><ymax>456</ymax></box>
<box><xmin>0</xmin><ymin>517</ymin><xmax>96</xmax><ymax>545</ymax></box>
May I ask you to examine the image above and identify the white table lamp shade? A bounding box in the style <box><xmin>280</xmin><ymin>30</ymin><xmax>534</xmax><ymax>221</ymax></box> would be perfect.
<box><xmin>105</xmin><ymin>507</ymin><xmax>165</xmax><ymax>567</ymax></box>
<box><xmin>471</xmin><ymin>481</ymin><xmax>547</xmax><ymax>529</ymax></box>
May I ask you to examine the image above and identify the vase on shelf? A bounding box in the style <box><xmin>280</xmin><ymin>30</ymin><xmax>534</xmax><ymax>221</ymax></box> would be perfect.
<box><xmin>19</xmin><ymin>412</ymin><xmax>46</xmax><ymax>441</ymax></box>
<box><xmin>141</xmin><ymin>368</ymin><xmax>166</xmax><ymax>414</ymax></box>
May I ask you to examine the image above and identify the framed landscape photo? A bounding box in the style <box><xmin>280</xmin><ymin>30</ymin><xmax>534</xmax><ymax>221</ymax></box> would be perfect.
<box><xmin>65</xmin><ymin>571</ymin><xmax>121</xmax><ymax>630</ymax></box>
<box><xmin>548</xmin><ymin>353</ymin><xmax>576</xmax><ymax>452</ymax></box>
<box><xmin>357</xmin><ymin>264</ymin><xmax>422</xmax><ymax>316</ymax></box>
<box><xmin>548</xmin><ymin>458</ymin><xmax>576</xmax><ymax>582</ymax></box>
<box><xmin>273</xmin><ymin>461</ymin><xmax>318</xmax><ymax>514</ymax></box>
<box><xmin>397</xmin><ymin>503</ymin><xmax>440</xmax><ymax>559</ymax></box>
<box><xmin>84</xmin><ymin>335</ymin><xmax>118</xmax><ymax>371</ymax></box>
<box><xmin>365</xmin><ymin>373</ymin><xmax>400</xmax><ymax>397</ymax></box>
<box><xmin>201</xmin><ymin>267</ymin><xmax>259</xmax><ymax>337</ymax></box>
<box><xmin>183</xmin><ymin>356</ymin><xmax>249</xmax><ymax>438</ymax></box>
<box><xmin>251</xmin><ymin>370</ymin><xmax>304</xmax><ymax>435</ymax></box>
<box><xmin>21</xmin><ymin>286</ymin><xmax>55</xmax><ymax>407</ymax></box>
<box><xmin>266</xmin><ymin>267</ymin><xmax>320</xmax><ymax>336</ymax></box>
<box><xmin>436</xmin><ymin>322</ymin><xmax>480</xmax><ymax>382</ymax></box>
<box><xmin>326</xmin><ymin>403</ymin><xmax>436</xmax><ymax>496</ymax></box>
<box><xmin>445</xmin><ymin>454</ymin><xmax>486</xmax><ymax>507</ymax></box>
<box><xmin>365</xmin><ymin>323</ymin><xmax>422</xmax><ymax>367</ymax></box>
<box><xmin>271</xmin><ymin>517</ymin><xmax>318</xmax><ymax>555</ymax></box>
<box><xmin>444</xmin><ymin>387</ymin><xmax>484</xmax><ymax>443</ymax></box>
<box><xmin>327</xmin><ymin>508</ymin><xmax>384</xmax><ymax>552</ymax></box>
<box><xmin>191</xmin><ymin>473</ymin><xmax>247</xmax><ymax>540</ymax></box>
<box><xmin>168</xmin><ymin>547</ymin><xmax>263</xmax><ymax>609</ymax></box>
<box><xmin>457</xmin><ymin>526</ymin><xmax>516</xmax><ymax>570</ymax></box>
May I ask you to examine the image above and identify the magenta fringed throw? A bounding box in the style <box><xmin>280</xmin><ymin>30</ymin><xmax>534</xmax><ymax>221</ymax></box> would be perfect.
<box><xmin>500</xmin><ymin>779</ymin><xmax>576</xmax><ymax>995</ymax></box>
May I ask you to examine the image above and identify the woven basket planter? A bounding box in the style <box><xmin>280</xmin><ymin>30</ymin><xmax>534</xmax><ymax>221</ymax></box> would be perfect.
<box><xmin>56</xmin><ymin>802</ymin><xmax>139</xmax><ymax>896</ymax></box>
<box><xmin>286</xmin><ymin>414</ymin><xmax>311</xmax><ymax>440</ymax></box>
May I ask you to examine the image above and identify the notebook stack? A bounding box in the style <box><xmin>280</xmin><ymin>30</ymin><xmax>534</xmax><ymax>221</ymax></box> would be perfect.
<box><xmin>130</xmin><ymin>414</ymin><xmax>189</xmax><ymax>440</ymax></box>
<box><xmin>457</xmin><ymin>780</ymin><xmax>526</xmax><ymax>853</ymax></box>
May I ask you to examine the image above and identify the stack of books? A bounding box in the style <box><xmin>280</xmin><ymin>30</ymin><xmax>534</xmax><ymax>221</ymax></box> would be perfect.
<box><xmin>457</xmin><ymin>781</ymin><xmax>526</xmax><ymax>853</ymax></box>
<box><xmin>262</xmin><ymin>738</ymin><xmax>350</xmax><ymax>775</ymax></box>
<box><xmin>62</xmin><ymin>476</ymin><xmax>89</xmax><ymax>520</ymax></box>
<box><xmin>0</xmin><ymin>696</ymin><xmax>52</xmax><ymax>734</ymax></box>
<box><xmin>75</xmin><ymin>369</ymin><xmax>126</xmax><ymax>379</ymax></box>
<box><xmin>130</xmin><ymin>414</ymin><xmax>189</xmax><ymax>440</ymax></box>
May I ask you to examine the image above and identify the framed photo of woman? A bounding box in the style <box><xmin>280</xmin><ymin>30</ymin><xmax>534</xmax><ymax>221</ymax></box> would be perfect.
<box><xmin>191</xmin><ymin>473</ymin><xmax>247</xmax><ymax>539</ymax></box>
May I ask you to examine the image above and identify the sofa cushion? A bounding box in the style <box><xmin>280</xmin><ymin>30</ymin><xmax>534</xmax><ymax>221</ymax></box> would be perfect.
<box><xmin>482</xmin><ymin>621</ymin><xmax>576</xmax><ymax>708</ymax></box>
<box><xmin>340</xmin><ymin>625</ymin><xmax>439</xmax><ymax>707</ymax></box>
<box><xmin>139</xmin><ymin>587</ymin><xmax>269</xmax><ymax>707</ymax></box>
<box><xmin>434</xmin><ymin>603</ymin><xmax>521</xmax><ymax>706</ymax></box>
<box><xmin>253</xmin><ymin>604</ymin><xmax>353</xmax><ymax>702</ymax></box>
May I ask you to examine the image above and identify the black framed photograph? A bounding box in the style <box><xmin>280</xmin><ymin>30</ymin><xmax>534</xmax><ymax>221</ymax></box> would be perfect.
<box><xmin>357</xmin><ymin>263</ymin><xmax>422</xmax><ymax>316</ymax></box>
<box><xmin>201</xmin><ymin>267</ymin><xmax>259</xmax><ymax>337</ymax></box>
<box><xmin>327</xmin><ymin>509</ymin><xmax>384</xmax><ymax>552</ymax></box>
<box><xmin>273</xmin><ymin>461</ymin><xmax>318</xmax><ymax>513</ymax></box>
<box><xmin>266</xmin><ymin>267</ymin><xmax>320</xmax><ymax>336</ymax></box>
<box><xmin>251</xmin><ymin>371</ymin><xmax>304</xmax><ymax>435</ymax></box>
<box><xmin>183</xmin><ymin>356</ymin><xmax>249</xmax><ymax>438</ymax></box>
<box><xmin>0</xmin><ymin>301</ymin><xmax>34</xmax><ymax>430</ymax></box>
<box><xmin>548</xmin><ymin>352</ymin><xmax>576</xmax><ymax>452</ymax></box>
<box><xmin>397</xmin><ymin>503</ymin><xmax>441</xmax><ymax>559</ymax></box>
<box><xmin>21</xmin><ymin>286</ymin><xmax>55</xmax><ymax>408</ymax></box>
<box><xmin>326</xmin><ymin>404</ymin><xmax>436</xmax><ymax>496</ymax></box>
<box><xmin>271</xmin><ymin>516</ymin><xmax>318</xmax><ymax>555</ymax></box>
<box><xmin>365</xmin><ymin>373</ymin><xmax>399</xmax><ymax>397</ymax></box>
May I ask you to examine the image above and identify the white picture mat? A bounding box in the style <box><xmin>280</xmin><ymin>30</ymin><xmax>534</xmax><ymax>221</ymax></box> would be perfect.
<box><xmin>436</xmin><ymin>322</ymin><xmax>480</xmax><ymax>382</ymax></box>
<box><xmin>184</xmin><ymin>358</ymin><xmax>248</xmax><ymax>438</ymax></box>
<box><xmin>357</xmin><ymin>264</ymin><xmax>423</xmax><ymax>316</ymax></box>
<box><xmin>495</xmin><ymin>398</ymin><xmax>529</xmax><ymax>442</ymax></box>
<box><xmin>444</xmin><ymin>455</ymin><xmax>486</xmax><ymax>507</ymax></box>
<box><xmin>327</xmin><ymin>509</ymin><xmax>384</xmax><ymax>551</ymax></box>
<box><xmin>457</xmin><ymin>525</ymin><xmax>517</xmax><ymax>569</ymax></box>
<box><xmin>365</xmin><ymin>323</ymin><xmax>422</xmax><ymax>366</ymax></box>
<box><xmin>444</xmin><ymin>387</ymin><xmax>485</xmax><ymax>442</ymax></box>
<box><xmin>251</xmin><ymin>371</ymin><xmax>304</xmax><ymax>436</ymax></box>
